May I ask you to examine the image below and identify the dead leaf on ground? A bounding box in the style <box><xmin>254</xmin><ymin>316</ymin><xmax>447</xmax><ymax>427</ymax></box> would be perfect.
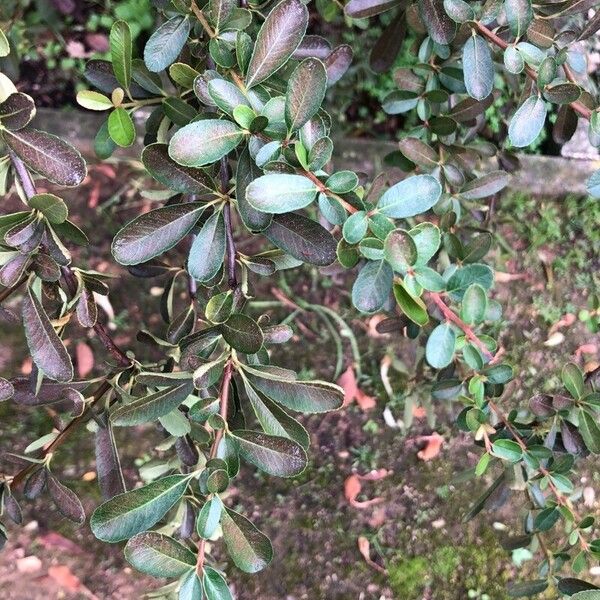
<box><xmin>357</xmin><ymin>536</ymin><xmax>387</xmax><ymax>574</ymax></box>
<box><xmin>344</xmin><ymin>469</ymin><xmax>390</xmax><ymax>508</ymax></box>
<box><xmin>48</xmin><ymin>565</ymin><xmax>81</xmax><ymax>592</ymax></box>
<box><xmin>337</xmin><ymin>366</ymin><xmax>377</xmax><ymax>411</ymax></box>
<box><xmin>576</xmin><ymin>343</ymin><xmax>597</xmax><ymax>357</ymax></box>
<box><xmin>549</xmin><ymin>312</ymin><xmax>576</xmax><ymax>334</ymax></box>
<box><xmin>416</xmin><ymin>432</ymin><xmax>444</xmax><ymax>461</ymax></box>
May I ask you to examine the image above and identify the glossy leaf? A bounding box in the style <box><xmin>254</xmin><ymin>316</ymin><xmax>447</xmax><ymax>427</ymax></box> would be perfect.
<box><xmin>460</xmin><ymin>171</ymin><xmax>509</xmax><ymax>200</ymax></box>
<box><xmin>144</xmin><ymin>16</ymin><xmax>190</xmax><ymax>73</ymax></box>
<box><xmin>110</xmin><ymin>20</ymin><xmax>132</xmax><ymax>89</ymax></box>
<box><xmin>393</xmin><ymin>281</ymin><xmax>429</xmax><ymax>326</ymax></box>
<box><xmin>169</xmin><ymin>120</ymin><xmax>244</xmax><ymax>167</ymax></box>
<box><xmin>188</xmin><ymin>211</ymin><xmax>226</xmax><ymax>282</ymax></box>
<box><xmin>28</xmin><ymin>193</ymin><xmax>68</xmax><ymax>224</ymax></box>
<box><xmin>0</xmin><ymin>92</ymin><xmax>36</xmax><ymax>130</ymax></box>
<box><xmin>426</xmin><ymin>323</ymin><xmax>456</xmax><ymax>368</ymax></box>
<box><xmin>221</xmin><ymin>313</ymin><xmax>264</xmax><ymax>354</ymax></box>
<box><xmin>2</xmin><ymin>128</ymin><xmax>87</xmax><ymax>187</ymax></box>
<box><xmin>124</xmin><ymin>532</ymin><xmax>196</xmax><ymax>577</ymax></box>
<box><xmin>197</xmin><ymin>496</ymin><xmax>223</xmax><ymax>539</ymax></box>
<box><xmin>22</xmin><ymin>287</ymin><xmax>73</xmax><ymax>383</ymax></box>
<box><xmin>112</xmin><ymin>203</ymin><xmax>205</xmax><ymax>265</ymax></box>
<box><xmin>247</xmin><ymin>174</ymin><xmax>318</xmax><ymax>214</ymax></box>
<box><xmin>246</xmin><ymin>0</ymin><xmax>309</xmax><ymax>88</ymax></box>
<box><xmin>111</xmin><ymin>382</ymin><xmax>194</xmax><ymax>426</ymax></box>
<box><xmin>377</xmin><ymin>175</ymin><xmax>442</xmax><ymax>218</ymax></box>
<box><xmin>233</xmin><ymin>430</ymin><xmax>307</xmax><ymax>477</ymax></box>
<box><xmin>108</xmin><ymin>107</ymin><xmax>135</xmax><ymax>147</ymax></box>
<box><xmin>285</xmin><ymin>58</ymin><xmax>327</xmax><ymax>131</ymax></box>
<box><xmin>91</xmin><ymin>474</ymin><xmax>190</xmax><ymax>542</ymax></box>
<box><xmin>508</xmin><ymin>95</ymin><xmax>547</xmax><ymax>148</ymax></box>
<box><xmin>463</xmin><ymin>35</ymin><xmax>493</xmax><ymax>101</ymax></box>
<box><xmin>264</xmin><ymin>212</ymin><xmax>336</xmax><ymax>266</ymax></box>
<box><xmin>220</xmin><ymin>508</ymin><xmax>273</xmax><ymax>573</ymax></box>
<box><xmin>352</xmin><ymin>260</ymin><xmax>393</xmax><ymax>313</ymax></box>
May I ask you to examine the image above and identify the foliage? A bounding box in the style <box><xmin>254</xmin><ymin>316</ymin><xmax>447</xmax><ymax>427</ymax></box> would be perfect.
<box><xmin>0</xmin><ymin>0</ymin><xmax>599</xmax><ymax>598</ymax></box>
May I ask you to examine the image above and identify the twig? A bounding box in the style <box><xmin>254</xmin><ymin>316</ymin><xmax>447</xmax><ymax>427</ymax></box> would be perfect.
<box><xmin>219</xmin><ymin>157</ymin><xmax>238</xmax><ymax>291</ymax></box>
<box><xmin>474</xmin><ymin>23</ymin><xmax>592</xmax><ymax>120</ymax></box>
<box><xmin>0</xmin><ymin>274</ymin><xmax>27</xmax><ymax>303</ymax></box>
<box><xmin>191</xmin><ymin>0</ymin><xmax>215</xmax><ymax>37</ymax></box>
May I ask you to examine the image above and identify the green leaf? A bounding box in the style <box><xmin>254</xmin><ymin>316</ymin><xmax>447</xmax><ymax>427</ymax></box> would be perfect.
<box><xmin>0</xmin><ymin>29</ymin><xmax>9</xmax><ymax>57</ymax></box>
<box><xmin>352</xmin><ymin>260</ymin><xmax>393</xmax><ymax>313</ymax></box>
<box><xmin>264</xmin><ymin>212</ymin><xmax>336</xmax><ymax>266</ymax></box>
<box><xmin>509</xmin><ymin>95</ymin><xmax>547</xmax><ymax>148</ymax></box>
<box><xmin>22</xmin><ymin>287</ymin><xmax>73</xmax><ymax>383</ymax></box>
<box><xmin>188</xmin><ymin>211</ymin><xmax>226</xmax><ymax>282</ymax></box>
<box><xmin>562</xmin><ymin>362</ymin><xmax>584</xmax><ymax>399</ymax></box>
<box><xmin>443</xmin><ymin>0</ymin><xmax>474</xmax><ymax>22</ymax></box>
<box><xmin>110</xmin><ymin>20</ymin><xmax>132</xmax><ymax>90</ymax></box>
<box><xmin>144</xmin><ymin>16</ymin><xmax>191</xmax><ymax>73</ymax></box>
<box><xmin>557</xmin><ymin>579</ymin><xmax>599</xmax><ymax>595</ymax></box>
<box><xmin>220</xmin><ymin>508</ymin><xmax>273</xmax><ymax>573</ymax></box>
<box><xmin>112</xmin><ymin>203</ymin><xmax>205</xmax><ymax>265</ymax></box>
<box><xmin>197</xmin><ymin>496</ymin><xmax>223</xmax><ymax>539</ymax></box>
<box><xmin>344</xmin><ymin>0</ymin><xmax>401</xmax><ymax>17</ymax></box>
<box><xmin>544</xmin><ymin>82</ymin><xmax>581</xmax><ymax>104</ymax></box>
<box><xmin>0</xmin><ymin>92</ymin><xmax>36</xmax><ymax>130</ymax></box>
<box><xmin>206</xmin><ymin>291</ymin><xmax>234</xmax><ymax>324</ymax></box>
<box><xmin>0</xmin><ymin>377</ymin><xmax>14</xmax><ymax>402</ymax></box>
<box><xmin>377</xmin><ymin>175</ymin><xmax>442</xmax><ymax>218</ymax></box>
<box><xmin>246</xmin><ymin>0</ymin><xmax>309</xmax><ymax>89</ymax></box>
<box><xmin>410</xmin><ymin>222</ymin><xmax>441</xmax><ymax>266</ymax></box>
<box><xmin>28</xmin><ymin>193</ymin><xmax>68</xmax><ymax>224</ymax></box>
<box><xmin>179</xmin><ymin>571</ymin><xmax>204</xmax><ymax>600</ymax></box>
<box><xmin>507</xmin><ymin>580</ymin><xmax>548</xmax><ymax>597</ymax></box>
<box><xmin>203</xmin><ymin>566</ymin><xmax>233</xmax><ymax>600</ymax></box>
<box><xmin>343</xmin><ymin>211</ymin><xmax>368</xmax><ymax>244</ymax></box>
<box><xmin>142</xmin><ymin>143</ymin><xmax>214</xmax><ymax>194</ymax></box>
<box><xmin>426</xmin><ymin>323</ymin><xmax>456</xmax><ymax>368</ymax></box>
<box><xmin>208</xmin><ymin>79</ymin><xmax>251</xmax><ymax>117</ymax></box>
<box><xmin>169</xmin><ymin>119</ymin><xmax>244</xmax><ymax>167</ymax></box>
<box><xmin>111</xmin><ymin>382</ymin><xmax>194</xmax><ymax>426</ymax></box>
<box><xmin>236</xmin><ymin>147</ymin><xmax>272</xmax><ymax>231</ymax></box>
<box><xmin>418</xmin><ymin>0</ymin><xmax>456</xmax><ymax>44</ymax></box>
<box><xmin>384</xmin><ymin>229</ymin><xmax>417</xmax><ymax>272</ymax></box>
<box><xmin>247</xmin><ymin>174</ymin><xmax>318</xmax><ymax>213</ymax></box>
<box><xmin>505</xmin><ymin>0</ymin><xmax>532</xmax><ymax>38</ymax></box>
<box><xmin>221</xmin><ymin>313</ymin><xmax>264</xmax><ymax>354</ymax></box>
<box><xmin>571</xmin><ymin>592</ymin><xmax>600</xmax><ymax>600</ymax></box>
<box><xmin>447</xmin><ymin>264</ymin><xmax>494</xmax><ymax>300</ymax></box>
<box><xmin>460</xmin><ymin>171</ymin><xmax>509</xmax><ymax>200</ymax></box>
<box><xmin>587</xmin><ymin>170</ymin><xmax>600</xmax><ymax>199</ymax></box>
<box><xmin>285</xmin><ymin>58</ymin><xmax>327</xmax><ymax>131</ymax></box>
<box><xmin>76</xmin><ymin>90</ymin><xmax>113</xmax><ymax>111</ymax></box>
<box><xmin>108</xmin><ymin>107</ymin><xmax>136</xmax><ymax>147</ymax></box>
<box><xmin>47</xmin><ymin>474</ymin><xmax>85</xmax><ymax>524</ymax></box>
<box><xmin>2</xmin><ymin>128</ymin><xmax>87</xmax><ymax>187</ymax></box>
<box><xmin>398</xmin><ymin>137</ymin><xmax>438</xmax><ymax>169</ymax></box>
<box><xmin>534</xmin><ymin>506</ymin><xmax>560</xmax><ymax>531</ymax></box>
<box><xmin>90</xmin><ymin>474</ymin><xmax>189</xmax><ymax>542</ymax></box>
<box><xmin>462</xmin><ymin>35</ymin><xmax>493</xmax><ymax>101</ymax></box>
<box><xmin>461</xmin><ymin>284</ymin><xmax>487</xmax><ymax>324</ymax></box>
<box><xmin>492</xmin><ymin>438</ymin><xmax>522</xmax><ymax>462</ymax></box>
<box><xmin>579</xmin><ymin>409</ymin><xmax>600</xmax><ymax>454</ymax></box>
<box><xmin>243</xmin><ymin>364</ymin><xmax>344</xmax><ymax>413</ymax></box>
<box><xmin>233</xmin><ymin>430</ymin><xmax>307</xmax><ymax>477</ymax></box>
<box><xmin>124</xmin><ymin>532</ymin><xmax>196</xmax><ymax>577</ymax></box>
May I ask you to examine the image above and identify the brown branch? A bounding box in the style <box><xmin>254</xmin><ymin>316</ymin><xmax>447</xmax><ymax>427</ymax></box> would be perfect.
<box><xmin>301</xmin><ymin>170</ymin><xmax>359</xmax><ymax>214</ymax></box>
<box><xmin>7</xmin><ymin>151</ymin><xmax>131</xmax><ymax>369</ymax></box>
<box><xmin>191</xmin><ymin>0</ymin><xmax>215</xmax><ymax>37</ymax></box>
<box><xmin>474</xmin><ymin>23</ymin><xmax>592</xmax><ymax>120</ymax></box>
<box><xmin>196</xmin><ymin>360</ymin><xmax>234</xmax><ymax>573</ymax></box>
<box><xmin>0</xmin><ymin>274</ymin><xmax>27</xmax><ymax>303</ymax></box>
<box><xmin>427</xmin><ymin>291</ymin><xmax>494</xmax><ymax>360</ymax></box>
<box><xmin>10</xmin><ymin>379</ymin><xmax>113</xmax><ymax>489</ymax></box>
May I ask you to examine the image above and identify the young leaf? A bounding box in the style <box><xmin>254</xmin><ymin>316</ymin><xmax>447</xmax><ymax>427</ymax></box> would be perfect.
<box><xmin>90</xmin><ymin>474</ymin><xmax>190</xmax><ymax>542</ymax></box>
<box><xmin>124</xmin><ymin>532</ymin><xmax>196</xmax><ymax>577</ymax></box>
<box><xmin>28</xmin><ymin>193</ymin><xmax>68</xmax><ymax>224</ymax></box>
<box><xmin>352</xmin><ymin>260</ymin><xmax>393</xmax><ymax>313</ymax></box>
<box><xmin>108</xmin><ymin>107</ymin><xmax>136</xmax><ymax>147</ymax></box>
<box><xmin>233</xmin><ymin>430</ymin><xmax>307</xmax><ymax>477</ymax></box>
<box><xmin>112</xmin><ymin>202</ymin><xmax>205</xmax><ymax>265</ymax></box>
<box><xmin>48</xmin><ymin>474</ymin><xmax>85</xmax><ymax>525</ymax></box>
<box><xmin>562</xmin><ymin>362</ymin><xmax>584</xmax><ymax>399</ymax></box>
<box><xmin>110</xmin><ymin>20</ymin><xmax>132</xmax><ymax>90</ymax></box>
<box><xmin>264</xmin><ymin>212</ymin><xmax>337</xmax><ymax>266</ymax></box>
<box><xmin>221</xmin><ymin>313</ymin><xmax>264</xmax><ymax>354</ymax></box>
<box><xmin>2</xmin><ymin>128</ymin><xmax>87</xmax><ymax>187</ymax></box>
<box><xmin>188</xmin><ymin>211</ymin><xmax>226</xmax><ymax>282</ymax></box>
<box><xmin>243</xmin><ymin>364</ymin><xmax>344</xmax><ymax>413</ymax></box>
<box><xmin>144</xmin><ymin>16</ymin><xmax>191</xmax><ymax>73</ymax></box>
<box><xmin>462</xmin><ymin>35</ymin><xmax>493</xmax><ymax>101</ymax></box>
<box><xmin>220</xmin><ymin>508</ymin><xmax>273</xmax><ymax>573</ymax></box>
<box><xmin>169</xmin><ymin>120</ymin><xmax>244</xmax><ymax>167</ymax></box>
<box><xmin>247</xmin><ymin>174</ymin><xmax>318</xmax><ymax>214</ymax></box>
<box><xmin>508</xmin><ymin>95</ymin><xmax>547</xmax><ymax>148</ymax></box>
<box><xmin>393</xmin><ymin>281</ymin><xmax>429</xmax><ymax>326</ymax></box>
<box><xmin>203</xmin><ymin>566</ymin><xmax>233</xmax><ymax>600</ymax></box>
<box><xmin>22</xmin><ymin>287</ymin><xmax>73</xmax><ymax>383</ymax></box>
<box><xmin>377</xmin><ymin>175</ymin><xmax>442</xmax><ymax>218</ymax></box>
<box><xmin>245</xmin><ymin>0</ymin><xmax>309</xmax><ymax>89</ymax></box>
<box><xmin>426</xmin><ymin>323</ymin><xmax>456</xmax><ymax>368</ymax></box>
<box><xmin>285</xmin><ymin>58</ymin><xmax>328</xmax><ymax>131</ymax></box>
<box><xmin>111</xmin><ymin>382</ymin><xmax>194</xmax><ymax>426</ymax></box>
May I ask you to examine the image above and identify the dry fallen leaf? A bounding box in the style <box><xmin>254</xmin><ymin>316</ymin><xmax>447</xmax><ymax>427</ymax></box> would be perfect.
<box><xmin>576</xmin><ymin>343</ymin><xmax>598</xmax><ymax>357</ymax></box>
<box><xmin>357</xmin><ymin>536</ymin><xmax>387</xmax><ymax>574</ymax></box>
<box><xmin>344</xmin><ymin>469</ymin><xmax>390</xmax><ymax>508</ymax></box>
<box><xmin>16</xmin><ymin>556</ymin><xmax>42</xmax><ymax>573</ymax></box>
<box><xmin>543</xmin><ymin>331</ymin><xmax>564</xmax><ymax>347</ymax></box>
<box><xmin>337</xmin><ymin>366</ymin><xmax>377</xmax><ymax>411</ymax></box>
<box><xmin>416</xmin><ymin>433</ymin><xmax>444</xmax><ymax>461</ymax></box>
<box><xmin>495</xmin><ymin>271</ymin><xmax>526</xmax><ymax>283</ymax></box>
<box><xmin>48</xmin><ymin>565</ymin><xmax>81</xmax><ymax>592</ymax></box>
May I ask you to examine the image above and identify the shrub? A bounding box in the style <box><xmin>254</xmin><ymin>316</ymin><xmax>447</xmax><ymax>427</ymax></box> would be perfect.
<box><xmin>0</xmin><ymin>0</ymin><xmax>599</xmax><ymax>598</ymax></box>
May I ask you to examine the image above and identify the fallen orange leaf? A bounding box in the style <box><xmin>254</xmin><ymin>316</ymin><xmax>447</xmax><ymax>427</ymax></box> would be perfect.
<box><xmin>416</xmin><ymin>433</ymin><xmax>444</xmax><ymax>461</ymax></box>
<box><xmin>48</xmin><ymin>565</ymin><xmax>81</xmax><ymax>592</ymax></box>
<box><xmin>357</xmin><ymin>536</ymin><xmax>387</xmax><ymax>574</ymax></box>
<box><xmin>337</xmin><ymin>366</ymin><xmax>377</xmax><ymax>411</ymax></box>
